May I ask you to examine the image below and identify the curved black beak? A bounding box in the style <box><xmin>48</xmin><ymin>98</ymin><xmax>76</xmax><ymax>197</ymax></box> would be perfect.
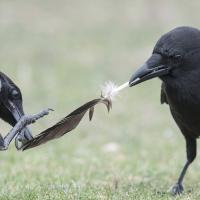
<box><xmin>129</xmin><ymin>54</ymin><xmax>170</xmax><ymax>87</ymax></box>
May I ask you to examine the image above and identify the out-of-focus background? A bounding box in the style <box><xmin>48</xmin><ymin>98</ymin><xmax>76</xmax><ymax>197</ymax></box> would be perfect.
<box><xmin>0</xmin><ymin>1</ymin><xmax>199</xmax><ymax>199</ymax></box>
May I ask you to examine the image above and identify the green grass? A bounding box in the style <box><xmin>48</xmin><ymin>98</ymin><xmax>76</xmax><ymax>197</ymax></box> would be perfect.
<box><xmin>0</xmin><ymin>0</ymin><xmax>200</xmax><ymax>199</ymax></box>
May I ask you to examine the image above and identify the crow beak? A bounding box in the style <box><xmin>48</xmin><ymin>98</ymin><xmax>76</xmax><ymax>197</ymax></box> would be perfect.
<box><xmin>7</xmin><ymin>100</ymin><xmax>33</xmax><ymax>140</ymax></box>
<box><xmin>129</xmin><ymin>54</ymin><xmax>170</xmax><ymax>87</ymax></box>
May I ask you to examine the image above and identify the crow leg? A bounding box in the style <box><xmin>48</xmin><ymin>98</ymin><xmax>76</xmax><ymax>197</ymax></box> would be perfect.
<box><xmin>171</xmin><ymin>136</ymin><xmax>196</xmax><ymax>195</ymax></box>
<box><xmin>0</xmin><ymin>108</ymin><xmax>52</xmax><ymax>150</ymax></box>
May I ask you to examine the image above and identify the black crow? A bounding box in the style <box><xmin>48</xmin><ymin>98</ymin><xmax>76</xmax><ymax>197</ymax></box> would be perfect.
<box><xmin>129</xmin><ymin>26</ymin><xmax>200</xmax><ymax>195</ymax></box>
<box><xmin>0</xmin><ymin>72</ymin><xmax>36</xmax><ymax>150</ymax></box>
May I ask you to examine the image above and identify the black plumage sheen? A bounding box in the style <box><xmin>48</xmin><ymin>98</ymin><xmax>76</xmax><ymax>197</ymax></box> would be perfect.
<box><xmin>129</xmin><ymin>26</ymin><xmax>200</xmax><ymax>195</ymax></box>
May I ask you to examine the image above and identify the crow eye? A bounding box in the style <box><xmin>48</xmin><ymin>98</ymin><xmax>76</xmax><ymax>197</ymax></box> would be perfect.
<box><xmin>173</xmin><ymin>55</ymin><xmax>182</xmax><ymax>64</ymax></box>
<box><xmin>11</xmin><ymin>90</ymin><xmax>20</xmax><ymax>99</ymax></box>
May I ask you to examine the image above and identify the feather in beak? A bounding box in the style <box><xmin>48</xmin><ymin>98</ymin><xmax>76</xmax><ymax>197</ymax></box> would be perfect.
<box><xmin>22</xmin><ymin>81</ymin><xmax>129</xmax><ymax>150</ymax></box>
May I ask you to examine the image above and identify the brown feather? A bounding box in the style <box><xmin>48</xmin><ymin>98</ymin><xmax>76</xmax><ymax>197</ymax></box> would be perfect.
<box><xmin>22</xmin><ymin>97</ymin><xmax>111</xmax><ymax>150</ymax></box>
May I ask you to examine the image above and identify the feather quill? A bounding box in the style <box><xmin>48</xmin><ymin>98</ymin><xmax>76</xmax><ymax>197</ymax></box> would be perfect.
<box><xmin>101</xmin><ymin>81</ymin><xmax>129</xmax><ymax>100</ymax></box>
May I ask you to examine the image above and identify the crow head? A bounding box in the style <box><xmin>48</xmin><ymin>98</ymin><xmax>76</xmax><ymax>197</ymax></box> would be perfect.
<box><xmin>129</xmin><ymin>26</ymin><xmax>200</xmax><ymax>86</ymax></box>
<box><xmin>0</xmin><ymin>72</ymin><xmax>31</xmax><ymax>137</ymax></box>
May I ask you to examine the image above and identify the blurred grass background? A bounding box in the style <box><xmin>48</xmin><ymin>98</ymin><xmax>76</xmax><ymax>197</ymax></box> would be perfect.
<box><xmin>0</xmin><ymin>0</ymin><xmax>200</xmax><ymax>199</ymax></box>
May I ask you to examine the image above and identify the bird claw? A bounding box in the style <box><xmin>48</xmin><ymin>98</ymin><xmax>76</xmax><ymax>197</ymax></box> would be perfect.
<box><xmin>15</xmin><ymin>134</ymin><xmax>30</xmax><ymax>150</ymax></box>
<box><xmin>15</xmin><ymin>108</ymin><xmax>54</xmax><ymax>150</ymax></box>
<box><xmin>170</xmin><ymin>183</ymin><xmax>184</xmax><ymax>195</ymax></box>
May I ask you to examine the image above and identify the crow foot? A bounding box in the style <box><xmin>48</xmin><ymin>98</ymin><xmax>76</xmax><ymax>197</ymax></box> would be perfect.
<box><xmin>15</xmin><ymin>134</ymin><xmax>30</xmax><ymax>150</ymax></box>
<box><xmin>14</xmin><ymin>108</ymin><xmax>53</xmax><ymax>150</ymax></box>
<box><xmin>170</xmin><ymin>183</ymin><xmax>184</xmax><ymax>195</ymax></box>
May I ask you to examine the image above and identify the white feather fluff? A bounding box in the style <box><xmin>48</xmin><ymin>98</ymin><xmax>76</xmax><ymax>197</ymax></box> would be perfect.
<box><xmin>101</xmin><ymin>81</ymin><xmax>129</xmax><ymax>100</ymax></box>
